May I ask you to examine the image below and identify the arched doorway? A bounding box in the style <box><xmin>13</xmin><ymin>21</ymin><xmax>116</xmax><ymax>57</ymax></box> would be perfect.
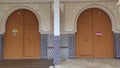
<box><xmin>75</xmin><ymin>8</ymin><xmax>114</xmax><ymax>58</ymax></box>
<box><xmin>4</xmin><ymin>9</ymin><xmax>40</xmax><ymax>59</ymax></box>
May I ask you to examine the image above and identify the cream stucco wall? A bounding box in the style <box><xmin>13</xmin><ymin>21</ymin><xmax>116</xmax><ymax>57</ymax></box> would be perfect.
<box><xmin>0</xmin><ymin>1</ymin><xmax>120</xmax><ymax>34</ymax></box>
<box><xmin>64</xmin><ymin>2</ymin><xmax>120</xmax><ymax>34</ymax></box>
<box><xmin>0</xmin><ymin>3</ymin><xmax>51</xmax><ymax>34</ymax></box>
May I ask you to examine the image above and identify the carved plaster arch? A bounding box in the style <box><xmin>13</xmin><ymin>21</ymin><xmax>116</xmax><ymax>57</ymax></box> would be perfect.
<box><xmin>75</xmin><ymin>4</ymin><xmax>116</xmax><ymax>33</ymax></box>
<box><xmin>1</xmin><ymin>5</ymin><xmax>41</xmax><ymax>34</ymax></box>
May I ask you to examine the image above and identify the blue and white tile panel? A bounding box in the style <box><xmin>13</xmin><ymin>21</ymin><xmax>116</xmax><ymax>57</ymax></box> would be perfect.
<box><xmin>54</xmin><ymin>36</ymin><xmax>61</xmax><ymax>65</ymax></box>
<box><xmin>0</xmin><ymin>34</ymin><xmax>3</xmax><ymax>59</ymax></box>
<box><xmin>114</xmin><ymin>33</ymin><xmax>120</xmax><ymax>58</ymax></box>
<box><xmin>68</xmin><ymin>34</ymin><xmax>75</xmax><ymax>58</ymax></box>
<box><xmin>41</xmin><ymin>34</ymin><xmax>48</xmax><ymax>58</ymax></box>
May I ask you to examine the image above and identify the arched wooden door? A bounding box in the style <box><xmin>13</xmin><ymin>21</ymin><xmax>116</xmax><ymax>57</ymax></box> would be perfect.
<box><xmin>4</xmin><ymin>9</ymin><xmax>40</xmax><ymax>59</ymax></box>
<box><xmin>76</xmin><ymin>8</ymin><xmax>114</xmax><ymax>58</ymax></box>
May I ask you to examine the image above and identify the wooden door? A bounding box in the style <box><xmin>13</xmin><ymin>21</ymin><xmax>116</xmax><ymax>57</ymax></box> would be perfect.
<box><xmin>4</xmin><ymin>9</ymin><xmax>40</xmax><ymax>59</ymax></box>
<box><xmin>23</xmin><ymin>10</ymin><xmax>40</xmax><ymax>59</ymax></box>
<box><xmin>76</xmin><ymin>8</ymin><xmax>114</xmax><ymax>58</ymax></box>
<box><xmin>4</xmin><ymin>10</ymin><xmax>24</xmax><ymax>59</ymax></box>
<box><xmin>76</xmin><ymin>9</ymin><xmax>93</xmax><ymax>58</ymax></box>
<box><xmin>93</xmin><ymin>8</ymin><xmax>114</xmax><ymax>58</ymax></box>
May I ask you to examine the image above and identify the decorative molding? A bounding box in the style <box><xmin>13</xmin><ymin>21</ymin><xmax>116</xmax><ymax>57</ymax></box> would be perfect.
<box><xmin>117</xmin><ymin>0</ymin><xmax>120</xmax><ymax>14</ymax></box>
<box><xmin>117</xmin><ymin>0</ymin><xmax>120</xmax><ymax>5</ymax></box>
<box><xmin>52</xmin><ymin>3</ymin><xmax>64</xmax><ymax>12</ymax></box>
<box><xmin>74</xmin><ymin>4</ymin><xmax>117</xmax><ymax>33</ymax></box>
<box><xmin>1</xmin><ymin>5</ymin><xmax>41</xmax><ymax>34</ymax></box>
<box><xmin>64</xmin><ymin>3</ymin><xmax>117</xmax><ymax>33</ymax></box>
<box><xmin>0</xmin><ymin>4</ymin><xmax>51</xmax><ymax>34</ymax></box>
<box><xmin>0</xmin><ymin>0</ymin><xmax>117</xmax><ymax>3</ymax></box>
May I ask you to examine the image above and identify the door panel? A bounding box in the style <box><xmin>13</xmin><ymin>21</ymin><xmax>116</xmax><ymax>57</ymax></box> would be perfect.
<box><xmin>4</xmin><ymin>9</ymin><xmax>40</xmax><ymax>59</ymax></box>
<box><xmin>76</xmin><ymin>24</ymin><xmax>93</xmax><ymax>57</ymax></box>
<box><xmin>4</xmin><ymin>10</ymin><xmax>23</xmax><ymax>59</ymax></box>
<box><xmin>76</xmin><ymin>8</ymin><xmax>114</xmax><ymax>58</ymax></box>
<box><xmin>23</xmin><ymin>9</ymin><xmax>40</xmax><ymax>59</ymax></box>
<box><xmin>24</xmin><ymin>25</ymin><xmax>40</xmax><ymax>58</ymax></box>
<box><xmin>93</xmin><ymin>8</ymin><xmax>114</xmax><ymax>58</ymax></box>
<box><xmin>76</xmin><ymin>9</ymin><xmax>93</xmax><ymax>58</ymax></box>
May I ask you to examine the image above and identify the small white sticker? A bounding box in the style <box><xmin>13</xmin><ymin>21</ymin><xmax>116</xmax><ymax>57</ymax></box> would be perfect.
<box><xmin>12</xmin><ymin>29</ymin><xmax>18</xmax><ymax>35</ymax></box>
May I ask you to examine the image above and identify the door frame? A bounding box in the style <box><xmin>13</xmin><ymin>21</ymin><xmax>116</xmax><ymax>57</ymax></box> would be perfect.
<box><xmin>75</xmin><ymin>8</ymin><xmax>114</xmax><ymax>58</ymax></box>
<box><xmin>68</xmin><ymin>5</ymin><xmax>116</xmax><ymax>58</ymax></box>
<box><xmin>1</xmin><ymin>5</ymin><xmax>41</xmax><ymax>34</ymax></box>
<box><xmin>74</xmin><ymin>5</ymin><xmax>116</xmax><ymax>33</ymax></box>
<box><xmin>4</xmin><ymin>9</ymin><xmax>40</xmax><ymax>59</ymax></box>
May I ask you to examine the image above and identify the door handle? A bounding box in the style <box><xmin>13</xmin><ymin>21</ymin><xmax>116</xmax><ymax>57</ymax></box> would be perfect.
<box><xmin>28</xmin><ymin>38</ymin><xmax>31</xmax><ymax>43</ymax></box>
<box><xmin>85</xmin><ymin>37</ymin><xmax>88</xmax><ymax>42</ymax></box>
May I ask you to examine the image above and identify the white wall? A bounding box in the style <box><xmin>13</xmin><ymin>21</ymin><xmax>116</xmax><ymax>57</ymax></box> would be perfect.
<box><xmin>0</xmin><ymin>1</ymin><xmax>120</xmax><ymax>34</ymax></box>
<box><xmin>0</xmin><ymin>3</ymin><xmax>51</xmax><ymax>34</ymax></box>
<box><xmin>64</xmin><ymin>2</ymin><xmax>120</xmax><ymax>34</ymax></box>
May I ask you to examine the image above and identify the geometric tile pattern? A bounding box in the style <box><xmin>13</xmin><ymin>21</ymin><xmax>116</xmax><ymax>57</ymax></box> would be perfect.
<box><xmin>41</xmin><ymin>34</ymin><xmax>48</xmax><ymax>59</ymax></box>
<box><xmin>0</xmin><ymin>34</ymin><xmax>3</xmax><ymax>60</ymax></box>
<box><xmin>47</xmin><ymin>34</ymin><xmax>69</xmax><ymax>59</ymax></box>
<box><xmin>1</xmin><ymin>33</ymin><xmax>118</xmax><ymax>60</ymax></box>
<box><xmin>60</xmin><ymin>34</ymin><xmax>68</xmax><ymax>47</ymax></box>
<box><xmin>47</xmin><ymin>48</ymin><xmax>68</xmax><ymax>60</ymax></box>
<box><xmin>60</xmin><ymin>34</ymin><xmax>69</xmax><ymax>59</ymax></box>
<box><xmin>47</xmin><ymin>34</ymin><xmax>54</xmax><ymax>47</ymax></box>
<box><xmin>47</xmin><ymin>48</ymin><xmax>54</xmax><ymax>59</ymax></box>
<box><xmin>114</xmin><ymin>33</ymin><xmax>120</xmax><ymax>58</ymax></box>
<box><xmin>47</xmin><ymin>34</ymin><xmax>54</xmax><ymax>59</ymax></box>
<box><xmin>53</xmin><ymin>36</ymin><xmax>61</xmax><ymax>65</ymax></box>
<box><xmin>68</xmin><ymin>34</ymin><xmax>75</xmax><ymax>58</ymax></box>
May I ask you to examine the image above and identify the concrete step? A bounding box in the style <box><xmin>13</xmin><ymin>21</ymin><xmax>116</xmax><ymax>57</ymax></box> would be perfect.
<box><xmin>0</xmin><ymin>59</ymin><xmax>53</xmax><ymax>68</ymax></box>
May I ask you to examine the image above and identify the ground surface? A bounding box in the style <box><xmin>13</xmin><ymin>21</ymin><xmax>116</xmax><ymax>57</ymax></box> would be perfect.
<box><xmin>60</xmin><ymin>59</ymin><xmax>120</xmax><ymax>68</ymax></box>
